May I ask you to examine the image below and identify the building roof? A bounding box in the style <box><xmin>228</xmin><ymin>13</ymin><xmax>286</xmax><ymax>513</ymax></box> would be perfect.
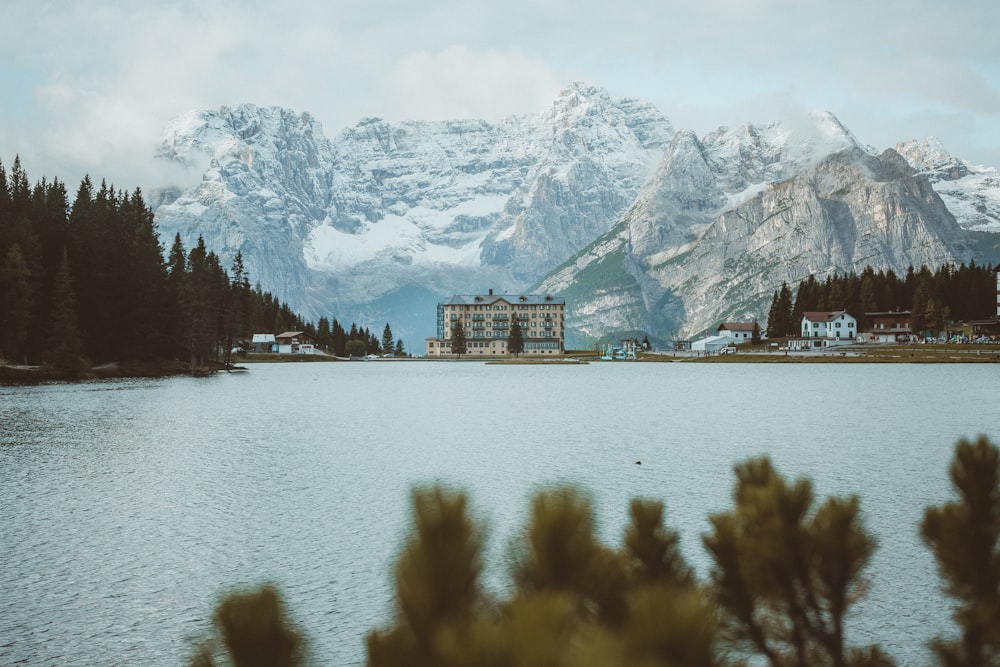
<box><xmin>442</xmin><ymin>293</ymin><xmax>565</xmax><ymax>306</ymax></box>
<box><xmin>866</xmin><ymin>311</ymin><xmax>912</xmax><ymax>317</ymax></box>
<box><xmin>691</xmin><ymin>335</ymin><xmax>732</xmax><ymax>350</ymax></box>
<box><xmin>275</xmin><ymin>331</ymin><xmax>311</xmax><ymax>340</ymax></box>
<box><xmin>251</xmin><ymin>333</ymin><xmax>276</xmax><ymax>343</ymax></box>
<box><xmin>718</xmin><ymin>322</ymin><xmax>756</xmax><ymax>332</ymax></box>
<box><xmin>802</xmin><ymin>310</ymin><xmax>851</xmax><ymax>322</ymax></box>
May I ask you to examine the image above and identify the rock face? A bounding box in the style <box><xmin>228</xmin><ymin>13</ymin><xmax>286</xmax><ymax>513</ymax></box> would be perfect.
<box><xmin>538</xmin><ymin>128</ymin><xmax>975</xmax><ymax>344</ymax></box>
<box><xmin>153</xmin><ymin>83</ymin><xmax>673</xmax><ymax>339</ymax></box>
<box><xmin>152</xmin><ymin>86</ymin><xmax>995</xmax><ymax>346</ymax></box>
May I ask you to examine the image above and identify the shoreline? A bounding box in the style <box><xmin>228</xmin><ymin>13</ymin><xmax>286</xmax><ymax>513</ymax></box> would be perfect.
<box><xmin>4</xmin><ymin>344</ymin><xmax>998</xmax><ymax>385</ymax></box>
<box><xmin>0</xmin><ymin>359</ymin><xmax>239</xmax><ymax>386</ymax></box>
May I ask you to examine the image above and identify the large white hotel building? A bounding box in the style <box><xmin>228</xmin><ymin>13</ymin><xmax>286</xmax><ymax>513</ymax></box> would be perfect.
<box><xmin>425</xmin><ymin>290</ymin><xmax>566</xmax><ymax>357</ymax></box>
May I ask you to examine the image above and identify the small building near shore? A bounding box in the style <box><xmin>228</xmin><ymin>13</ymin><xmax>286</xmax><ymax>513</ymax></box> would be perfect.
<box><xmin>251</xmin><ymin>333</ymin><xmax>276</xmax><ymax>353</ymax></box>
<box><xmin>275</xmin><ymin>331</ymin><xmax>317</xmax><ymax>355</ymax></box>
<box><xmin>716</xmin><ymin>322</ymin><xmax>759</xmax><ymax>344</ymax></box>
<box><xmin>794</xmin><ymin>310</ymin><xmax>857</xmax><ymax>348</ymax></box>
<box><xmin>691</xmin><ymin>335</ymin><xmax>732</xmax><ymax>353</ymax></box>
<box><xmin>860</xmin><ymin>311</ymin><xmax>913</xmax><ymax>343</ymax></box>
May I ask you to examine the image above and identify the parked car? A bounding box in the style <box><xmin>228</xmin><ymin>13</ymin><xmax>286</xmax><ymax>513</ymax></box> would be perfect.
<box><xmin>974</xmin><ymin>336</ymin><xmax>993</xmax><ymax>344</ymax></box>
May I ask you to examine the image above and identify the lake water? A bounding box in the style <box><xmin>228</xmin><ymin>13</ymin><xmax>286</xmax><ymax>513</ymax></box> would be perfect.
<box><xmin>2</xmin><ymin>361</ymin><xmax>998</xmax><ymax>666</ymax></box>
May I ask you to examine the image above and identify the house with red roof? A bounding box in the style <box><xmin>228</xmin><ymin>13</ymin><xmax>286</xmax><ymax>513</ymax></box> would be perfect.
<box><xmin>716</xmin><ymin>321</ymin><xmax>759</xmax><ymax>345</ymax></box>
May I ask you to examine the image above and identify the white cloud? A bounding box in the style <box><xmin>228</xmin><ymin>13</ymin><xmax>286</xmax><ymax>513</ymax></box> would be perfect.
<box><xmin>380</xmin><ymin>46</ymin><xmax>564</xmax><ymax>122</ymax></box>
<box><xmin>1</xmin><ymin>0</ymin><xmax>998</xmax><ymax>190</ymax></box>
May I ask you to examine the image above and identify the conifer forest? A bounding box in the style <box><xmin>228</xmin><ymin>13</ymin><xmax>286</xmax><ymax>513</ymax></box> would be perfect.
<box><xmin>0</xmin><ymin>157</ymin><xmax>400</xmax><ymax>372</ymax></box>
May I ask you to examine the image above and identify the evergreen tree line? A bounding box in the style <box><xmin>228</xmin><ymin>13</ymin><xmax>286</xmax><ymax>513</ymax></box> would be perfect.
<box><xmin>766</xmin><ymin>262</ymin><xmax>997</xmax><ymax>337</ymax></box>
<box><xmin>0</xmin><ymin>157</ymin><xmax>405</xmax><ymax>369</ymax></box>
<box><xmin>188</xmin><ymin>436</ymin><xmax>1000</xmax><ymax>667</ymax></box>
<box><xmin>311</xmin><ymin>320</ymin><xmax>406</xmax><ymax>358</ymax></box>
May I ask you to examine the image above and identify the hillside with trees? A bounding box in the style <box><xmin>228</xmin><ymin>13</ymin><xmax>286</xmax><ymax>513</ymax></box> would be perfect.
<box><xmin>0</xmin><ymin>157</ymin><xmax>403</xmax><ymax>377</ymax></box>
<box><xmin>765</xmin><ymin>263</ymin><xmax>997</xmax><ymax>337</ymax></box>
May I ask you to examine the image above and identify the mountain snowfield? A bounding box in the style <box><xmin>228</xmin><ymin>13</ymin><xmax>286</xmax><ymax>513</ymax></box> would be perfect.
<box><xmin>152</xmin><ymin>83</ymin><xmax>999</xmax><ymax>346</ymax></box>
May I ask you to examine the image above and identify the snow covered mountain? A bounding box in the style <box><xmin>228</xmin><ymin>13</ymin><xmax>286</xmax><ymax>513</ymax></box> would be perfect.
<box><xmin>895</xmin><ymin>137</ymin><xmax>1000</xmax><ymax>233</ymax></box>
<box><xmin>151</xmin><ymin>85</ymin><xmax>996</xmax><ymax>346</ymax></box>
<box><xmin>540</xmin><ymin>142</ymin><xmax>972</xmax><ymax>343</ymax></box>
<box><xmin>153</xmin><ymin>83</ymin><xmax>673</xmax><ymax>341</ymax></box>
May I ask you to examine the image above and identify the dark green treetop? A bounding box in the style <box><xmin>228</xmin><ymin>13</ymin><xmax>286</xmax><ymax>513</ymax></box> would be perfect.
<box><xmin>451</xmin><ymin>320</ymin><xmax>467</xmax><ymax>356</ymax></box>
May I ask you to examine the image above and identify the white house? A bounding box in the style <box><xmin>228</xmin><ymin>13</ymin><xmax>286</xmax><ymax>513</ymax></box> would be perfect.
<box><xmin>717</xmin><ymin>322</ymin><xmax>758</xmax><ymax>344</ymax></box>
<box><xmin>798</xmin><ymin>310</ymin><xmax>857</xmax><ymax>347</ymax></box>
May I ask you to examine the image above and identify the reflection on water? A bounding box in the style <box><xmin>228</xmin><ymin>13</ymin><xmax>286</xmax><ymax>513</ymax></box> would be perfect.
<box><xmin>2</xmin><ymin>362</ymin><xmax>998</xmax><ymax>665</ymax></box>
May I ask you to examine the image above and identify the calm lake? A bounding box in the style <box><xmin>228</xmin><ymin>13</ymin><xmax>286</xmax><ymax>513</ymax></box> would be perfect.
<box><xmin>2</xmin><ymin>361</ymin><xmax>998</xmax><ymax>666</ymax></box>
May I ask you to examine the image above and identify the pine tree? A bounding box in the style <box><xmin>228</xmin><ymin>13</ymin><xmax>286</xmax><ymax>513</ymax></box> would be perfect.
<box><xmin>514</xmin><ymin>486</ymin><xmax>628</xmax><ymax>626</ymax></box>
<box><xmin>508</xmin><ymin>317</ymin><xmax>524</xmax><ymax>356</ymax></box>
<box><xmin>859</xmin><ymin>273</ymin><xmax>878</xmax><ymax>329</ymax></box>
<box><xmin>922</xmin><ymin>437</ymin><xmax>1000</xmax><ymax>667</ymax></box>
<box><xmin>382</xmin><ymin>323</ymin><xmax>394</xmax><ymax>357</ymax></box>
<box><xmin>225</xmin><ymin>251</ymin><xmax>252</xmax><ymax>364</ymax></box>
<box><xmin>0</xmin><ymin>243</ymin><xmax>34</xmax><ymax>363</ymax></box>
<box><xmin>703</xmin><ymin>457</ymin><xmax>886</xmax><ymax>667</ymax></box>
<box><xmin>777</xmin><ymin>282</ymin><xmax>794</xmax><ymax>337</ymax></box>
<box><xmin>624</xmin><ymin>498</ymin><xmax>692</xmax><ymax>588</ymax></box>
<box><xmin>331</xmin><ymin>319</ymin><xmax>347</xmax><ymax>357</ymax></box>
<box><xmin>116</xmin><ymin>187</ymin><xmax>169</xmax><ymax>360</ymax></box>
<box><xmin>394</xmin><ymin>339</ymin><xmax>405</xmax><ymax>357</ymax></box>
<box><xmin>367</xmin><ymin>487</ymin><xmax>484</xmax><ymax>666</ymax></box>
<box><xmin>183</xmin><ymin>237</ymin><xmax>227</xmax><ymax>368</ymax></box>
<box><xmin>44</xmin><ymin>248</ymin><xmax>85</xmax><ymax>372</ymax></box>
<box><xmin>315</xmin><ymin>317</ymin><xmax>331</xmax><ymax>351</ymax></box>
<box><xmin>451</xmin><ymin>320</ymin><xmax>467</xmax><ymax>356</ymax></box>
<box><xmin>766</xmin><ymin>290</ymin><xmax>781</xmax><ymax>337</ymax></box>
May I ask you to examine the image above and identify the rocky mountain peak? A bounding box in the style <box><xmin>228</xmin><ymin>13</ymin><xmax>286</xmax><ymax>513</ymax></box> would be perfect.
<box><xmin>150</xmin><ymin>88</ymin><xmax>997</xmax><ymax>347</ymax></box>
<box><xmin>895</xmin><ymin>137</ymin><xmax>968</xmax><ymax>180</ymax></box>
<box><xmin>895</xmin><ymin>138</ymin><xmax>1000</xmax><ymax>233</ymax></box>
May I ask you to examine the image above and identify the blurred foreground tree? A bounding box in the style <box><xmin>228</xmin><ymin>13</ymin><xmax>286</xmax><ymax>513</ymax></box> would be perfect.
<box><xmin>922</xmin><ymin>436</ymin><xmax>1000</xmax><ymax>667</ymax></box>
<box><xmin>367</xmin><ymin>487</ymin><xmax>484</xmax><ymax>667</ymax></box>
<box><xmin>189</xmin><ymin>585</ymin><xmax>303</xmax><ymax>667</ymax></box>
<box><xmin>368</xmin><ymin>484</ymin><xmax>724</xmax><ymax>667</ymax></box>
<box><xmin>184</xmin><ymin>438</ymin><xmax>1000</xmax><ymax>667</ymax></box>
<box><xmin>703</xmin><ymin>457</ymin><xmax>892</xmax><ymax>667</ymax></box>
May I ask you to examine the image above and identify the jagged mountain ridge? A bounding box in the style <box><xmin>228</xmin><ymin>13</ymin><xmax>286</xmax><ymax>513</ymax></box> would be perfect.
<box><xmin>153</xmin><ymin>83</ymin><xmax>674</xmax><ymax>340</ymax></box>
<box><xmin>895</xmin><ymin>137</ymin><xmax>1000</xmax><ymax>233</ymax></box>
<box><xmin>539</xmin><ymin>141</ymin><xmax>974</xmax><ymax>344</ymax></box>
<box><xmin>151</xmin><ymin>84</ymin><xmax>997</xmax><ymax>345</ymax></box>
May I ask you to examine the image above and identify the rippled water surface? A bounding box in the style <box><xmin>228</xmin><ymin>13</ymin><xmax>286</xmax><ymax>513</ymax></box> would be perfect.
<box><xmin>2</xmin><ymin>361</ymin><xmax>998</xmax><ymax>665</ymax></box>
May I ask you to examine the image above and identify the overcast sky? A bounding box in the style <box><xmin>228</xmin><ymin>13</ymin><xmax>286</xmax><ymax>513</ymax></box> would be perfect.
<box><xmin>2</xmin><ymin>0</ymin><xmax>998</xmax><ymax>192</ymax></box>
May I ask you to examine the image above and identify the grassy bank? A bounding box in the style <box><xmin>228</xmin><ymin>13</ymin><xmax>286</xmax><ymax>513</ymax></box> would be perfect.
<box><xmin>679</xmin><ymin>344</ymin><xmax>1000</xmax><ymax>363</ymax></box>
